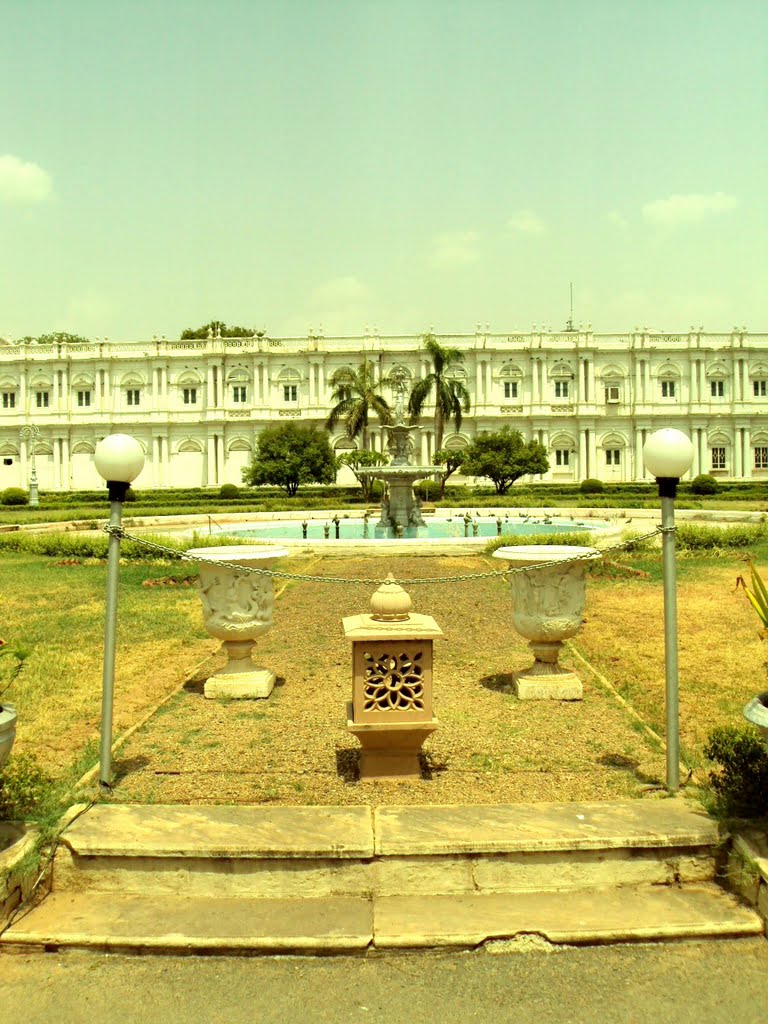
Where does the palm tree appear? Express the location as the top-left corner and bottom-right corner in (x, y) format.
(407, 334), (471, 451)
(325, 360), (391, 450)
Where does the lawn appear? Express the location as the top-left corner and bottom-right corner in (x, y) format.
(2, 539), (766, 810)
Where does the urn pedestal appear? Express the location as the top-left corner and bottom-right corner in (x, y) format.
(492, 545), (599, 700)
(343, 576), (442, 781)
(0, 703), (16, 768)
(187, 545), (289, 700)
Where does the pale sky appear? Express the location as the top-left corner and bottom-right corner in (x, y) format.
(1, 0), (766, 340)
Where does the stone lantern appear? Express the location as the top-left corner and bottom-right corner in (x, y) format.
(343, 575), (442, 781)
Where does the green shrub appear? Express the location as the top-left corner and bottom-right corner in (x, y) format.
(123, 487), (137, 502)
(691, 474), (719, 496)
(704, 724), (768, 817)
(1, 487), (29, 506)
(579, 478), (604, 495)
(219, 483), (240, 499)
(675, 523), (766, 550)
(0, 752), (53, 820)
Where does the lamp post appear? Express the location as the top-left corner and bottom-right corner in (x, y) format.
(94, 433), (145, 788)
(643, 427), (694, 792)
(19, 424), (40, 507)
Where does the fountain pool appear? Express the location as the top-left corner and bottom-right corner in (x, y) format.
(219, 515), (611, 544)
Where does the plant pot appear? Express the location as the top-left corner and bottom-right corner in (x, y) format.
(0, 703), (17, 769)
(743, 691), (768, 751)
(491, 545), (599, 700)
(186, 545), (289, 699)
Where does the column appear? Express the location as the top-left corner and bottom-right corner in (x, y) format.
(690, 361), (696, 404)
(484, 360), (491, 401)
(691, 428), (701, 477)
(579, 429), (588, 479)
(744, 427), (752, 479)
(216, 434), (225, 485)
(421, 432), (429, 463)
(20, 438), (28, 485)
(734, 428), (743, 478)
(587, 358), (595, 404)
(699, 428), (706, 474)
(104, 367), (112, 412)
(635, 427), (644, 480)
(206, 436), (217, 486)
(61, 367), (69, 412)
(738, 359), (745, 403)
(531, 360), (539, 405)
(61, 433), (70, 490)
(642, 360), (649, 402)
(206, 365), (215, 409)
(153, 436), (162, 488)
(588, 429), (597, 480)
(308, 362), (316, 405)
(19, 368), (27, 412)
(54, 437), (61, 490)
(163, 433), (171, 488)
(475, 360), (483, 405)
(318, 361), (326, 402)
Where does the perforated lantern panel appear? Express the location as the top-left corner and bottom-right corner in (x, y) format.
(351, 640), (434, 723)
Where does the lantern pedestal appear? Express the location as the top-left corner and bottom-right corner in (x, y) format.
(343, 576), (443, 782)
(346, 703), (438, 780)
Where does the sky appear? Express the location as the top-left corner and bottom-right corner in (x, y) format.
(1, 0), (766, 340)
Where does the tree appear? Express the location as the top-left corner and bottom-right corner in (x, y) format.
(325, 360), (391, 449)
(461, 428), (549, 495)
(433, 447), (467, 499)
(15, 332), (91, 345)
(407, 333), (471, 451)
(181, 320), (261, 340)
(242, 424), (337, 497)
(337, 449), (388, 502)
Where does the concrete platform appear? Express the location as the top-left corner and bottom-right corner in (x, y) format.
(0, 799), (762, 955)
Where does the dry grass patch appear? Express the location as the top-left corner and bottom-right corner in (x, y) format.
(107, 555), (665, 807)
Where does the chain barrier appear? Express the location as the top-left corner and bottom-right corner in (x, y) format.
(103, 523), (664, 586)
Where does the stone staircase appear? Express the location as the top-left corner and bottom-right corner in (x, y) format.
(0, 799), (762, 955)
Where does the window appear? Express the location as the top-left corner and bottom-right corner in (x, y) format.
(754, 380), (767, 398)
(283, 384), (297, 402)
(35, 391), (49, 408)
(605, 386), (620, 403)
(555, 449), (570, 467)
(126, 389), (140, 406)
(755, 447), (768, 470)
(605, 449), (621, 466)
(183, 387), (197, 405)
(2, 392), (16, 409)
(711, 447), (726, 470)
(503, 381), (518, 400)
(554, 380), (569, 399)
(77, 390), (91, 407)
(710, 380), (724, 398)
(661, 380), (676, 398)
(233, 386), (247, 403)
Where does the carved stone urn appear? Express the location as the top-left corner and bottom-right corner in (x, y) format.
(187, 545), (289, 699)
(492, 545), (599, 700)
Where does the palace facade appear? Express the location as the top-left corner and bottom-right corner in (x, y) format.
(0, 327), (766, 492)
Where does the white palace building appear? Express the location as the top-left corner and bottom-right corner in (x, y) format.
(0, 326), (766, 492)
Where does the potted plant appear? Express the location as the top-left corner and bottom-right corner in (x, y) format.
(739, 560), (768, 748)
(0, 640), (27, 769)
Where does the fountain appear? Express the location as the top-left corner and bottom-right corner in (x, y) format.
(357, 368), (445, 533)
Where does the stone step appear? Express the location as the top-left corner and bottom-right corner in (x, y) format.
(1, 884), (761, 955)
(51, 800), (722, 899)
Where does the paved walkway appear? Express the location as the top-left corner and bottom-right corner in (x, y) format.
(3, 939), (767, 1023)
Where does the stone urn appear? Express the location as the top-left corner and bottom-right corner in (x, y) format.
(0, 703), (16, 768)
(492, 545), (599, 700)
(744, 692), (768, 751)
(187, 545), (289, 699)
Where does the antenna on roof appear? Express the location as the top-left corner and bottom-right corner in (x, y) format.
(565, 282), (576, 332)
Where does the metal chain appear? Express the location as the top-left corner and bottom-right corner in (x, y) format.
(104, 524), (663, 585)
